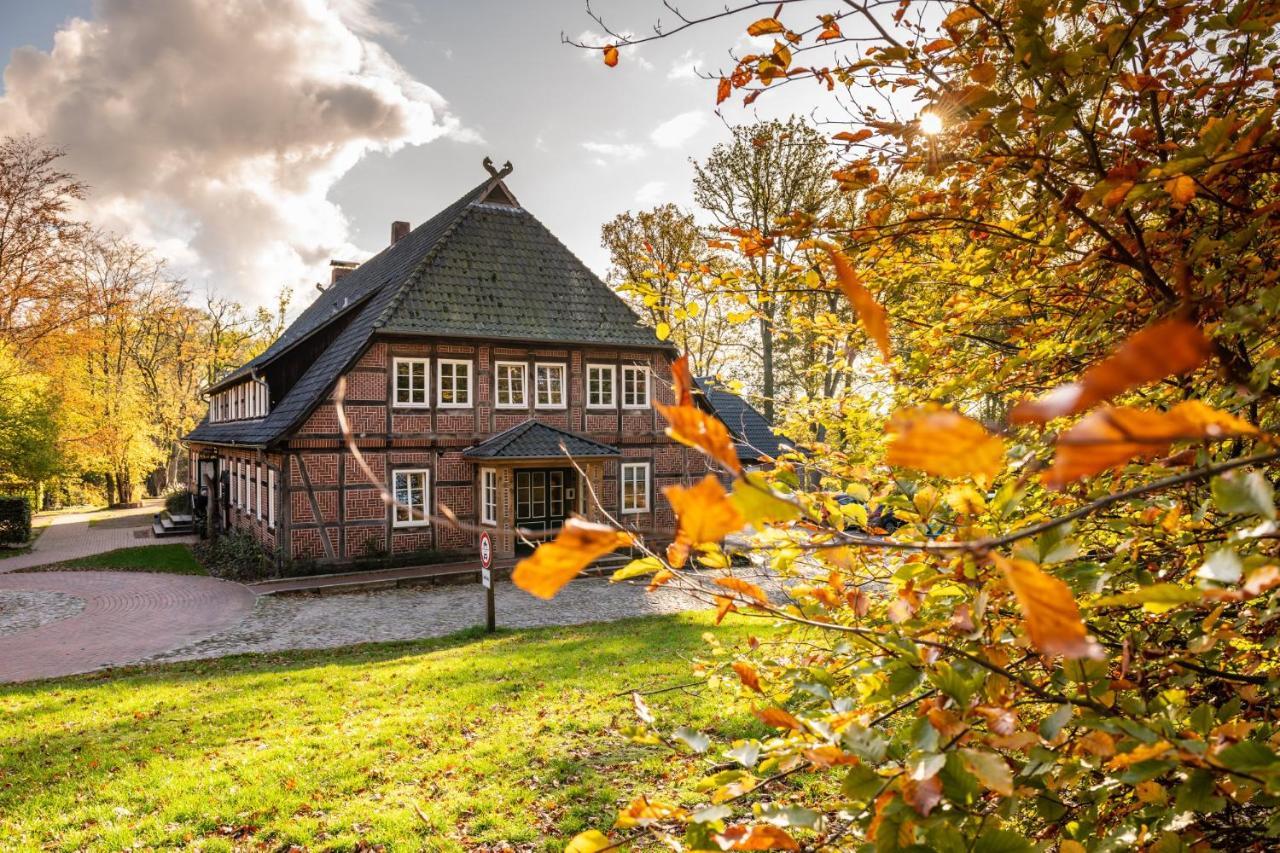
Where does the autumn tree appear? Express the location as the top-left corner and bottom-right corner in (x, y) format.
(526, 2), (1280, 850)
(692, 116), (839, 421)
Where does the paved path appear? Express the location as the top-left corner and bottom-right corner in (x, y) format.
(0, 572), (255, 682)
(0, 505), (196, 573)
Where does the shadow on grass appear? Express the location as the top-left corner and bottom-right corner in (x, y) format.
(0, 611), (767, 831)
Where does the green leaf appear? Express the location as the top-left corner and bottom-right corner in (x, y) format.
(1093, 584), (1203, 610)
(972, 829), (1033, 853)
(1174, 768), (1225, 813)
(842, 764), (884, 801)
(691, 804), (732, 823)
(1212, 470), (1276, 520)
(1197, 548), (1243, 585)
(843, 726), (888, 763)
(760, 804), (821, 828)
(731, 473), (802, 525)
(961, 748), (1014, 796)
(1039, 703), (1073, 740)
(1217, 740), (1280, 772)
(674, 726), (710, 754)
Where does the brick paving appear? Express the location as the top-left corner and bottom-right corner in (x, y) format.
(0, 572), (255, 682)
(0, 504), (196, 574)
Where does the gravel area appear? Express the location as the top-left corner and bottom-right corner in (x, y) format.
(0, 590), (86, 637)
(148, 576), (718, 664)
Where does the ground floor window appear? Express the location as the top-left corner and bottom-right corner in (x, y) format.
(481, 468), (497, 525)
(268, 468), (277, 529)
(393, 469), (431, 527)
(620, 462), (650, 514)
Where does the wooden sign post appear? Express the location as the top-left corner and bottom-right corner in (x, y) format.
(480, 531), (495, 633)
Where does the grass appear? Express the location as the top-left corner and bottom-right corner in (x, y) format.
(25, 543), (207, 575)
(0, 613), (769, 851)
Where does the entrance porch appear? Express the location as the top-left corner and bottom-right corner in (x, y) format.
(463, 420), (619, 560)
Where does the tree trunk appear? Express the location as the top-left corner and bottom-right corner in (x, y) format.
(760, 312), (775, 423)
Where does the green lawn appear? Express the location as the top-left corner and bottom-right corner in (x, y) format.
(0, 613), (768, 851)
(31, 543), (206, 575)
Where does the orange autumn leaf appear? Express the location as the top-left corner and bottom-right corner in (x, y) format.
(656, 356), (742, 474)
(833, 129), (873, 143)
(603, 45), (619, 67)
(992, 554), (1104, 659)
(616, 796), (687, 828)
(755, 707), (804, 730)
(717, 77), (732, 105)
(715, 595), (738, 624)
(512, 518), (632, 600)
(746, 18), (786, 36)
(1102, 180), (1135, 208)
(901, 774), (943, 817)
(715, 576), (770, 606)
(817, 24), (843, 41)
(663, 474), (745, 567)
(669, 354), (695, 406)
(733, 660), (763, 693)
(1043, 401), (1257, 488)
(1167, 174), (1197, 205)
(885, 406), (1005, 483)
(825, 245), (890, 362)
(804, 745), (860, 767)
(716, 824), (800, 851)
(1011, 319), (1213, 423)
(648, 568), (675, 591)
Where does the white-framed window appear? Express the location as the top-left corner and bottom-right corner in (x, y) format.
(620, 462), (650, 514)
(239, 462), (246, 509)
(393, 357), (430, 407)
(392, 469), (431, 527)
(437, 359), (472, 407)
(247, 464), (255, 517)
(495, 361), (527, 408)
(535, 363), (566, 409)
(235, 461), (242, 508)
(268, 467), (277, 530)
(254, 464), (262, 519)
(481, 468), (497, 526)
(622, 365), (650, 408)
(586, 364), (616, 408)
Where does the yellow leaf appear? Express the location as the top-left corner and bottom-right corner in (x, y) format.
(944, 484), (986, 516)
(885, 406), (1005, 483)
(1011, 319), (1212, 423)
(512, 519), (632, 600)
(1166, 174), (1196, 205)
(992, 555), (1104, 660)
(941, 7), (982, 29)
(825, 245), (890, 362)
(746, 18), (786, 36)
(615, 796), (687, 828)
(664, 475), (745, 567)
(565, 829), (611, 853)
(730, 474), (801, 526)
(655, 321), (671, 341)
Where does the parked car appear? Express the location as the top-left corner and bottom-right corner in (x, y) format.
(834, 494), (904, 534)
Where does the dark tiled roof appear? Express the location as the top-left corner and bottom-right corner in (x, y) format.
(694, 377), (787, 463)
(189, 174), (666, 448)
(463, 420), (619, 460)
(378, 203), (660, 348)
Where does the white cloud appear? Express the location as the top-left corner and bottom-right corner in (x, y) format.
(0, 0), (475, 306)
(667, 50), (705, 80)
(635, 180), (666, 206)
(650, 111), (708, 149)
(581, 141), (645, 162)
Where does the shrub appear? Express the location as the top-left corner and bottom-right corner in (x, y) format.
(194, 531), (271, 582)
(0, 496), (32, 545)
(164, 489), (193, 516)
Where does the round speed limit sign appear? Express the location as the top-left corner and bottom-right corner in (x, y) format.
(479, 530), (492, 570)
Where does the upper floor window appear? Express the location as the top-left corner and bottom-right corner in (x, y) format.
(622, 365), (650, 408)
(394, 358), (429, 407)
(495, 362), (527, 408)
(437, 359), (472, 407)
(536, 363), (566, 408)
(586, 364), (616, 408)
(393, 469), (430, 527)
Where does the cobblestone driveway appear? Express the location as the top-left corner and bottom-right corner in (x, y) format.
(151, 576), (713, 663)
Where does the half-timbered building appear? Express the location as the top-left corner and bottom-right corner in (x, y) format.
(185, 165), (715, 566)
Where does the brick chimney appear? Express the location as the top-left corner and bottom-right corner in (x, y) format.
(329, 260), (358, 285)
(391, 220), (410, 244)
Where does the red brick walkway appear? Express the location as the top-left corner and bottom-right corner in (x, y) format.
(0, 572), (255, 683)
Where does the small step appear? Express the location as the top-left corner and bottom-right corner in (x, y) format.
(153, 514), (194, 537)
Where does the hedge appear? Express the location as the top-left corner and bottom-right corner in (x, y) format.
(0, 497), (32, 545)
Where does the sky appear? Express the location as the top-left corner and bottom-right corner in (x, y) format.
(0, 0), (835, 313)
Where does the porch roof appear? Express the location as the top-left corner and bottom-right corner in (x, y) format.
(462, 420), (620, 461)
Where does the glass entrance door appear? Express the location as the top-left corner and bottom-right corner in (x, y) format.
(514, 468), (575, 547)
